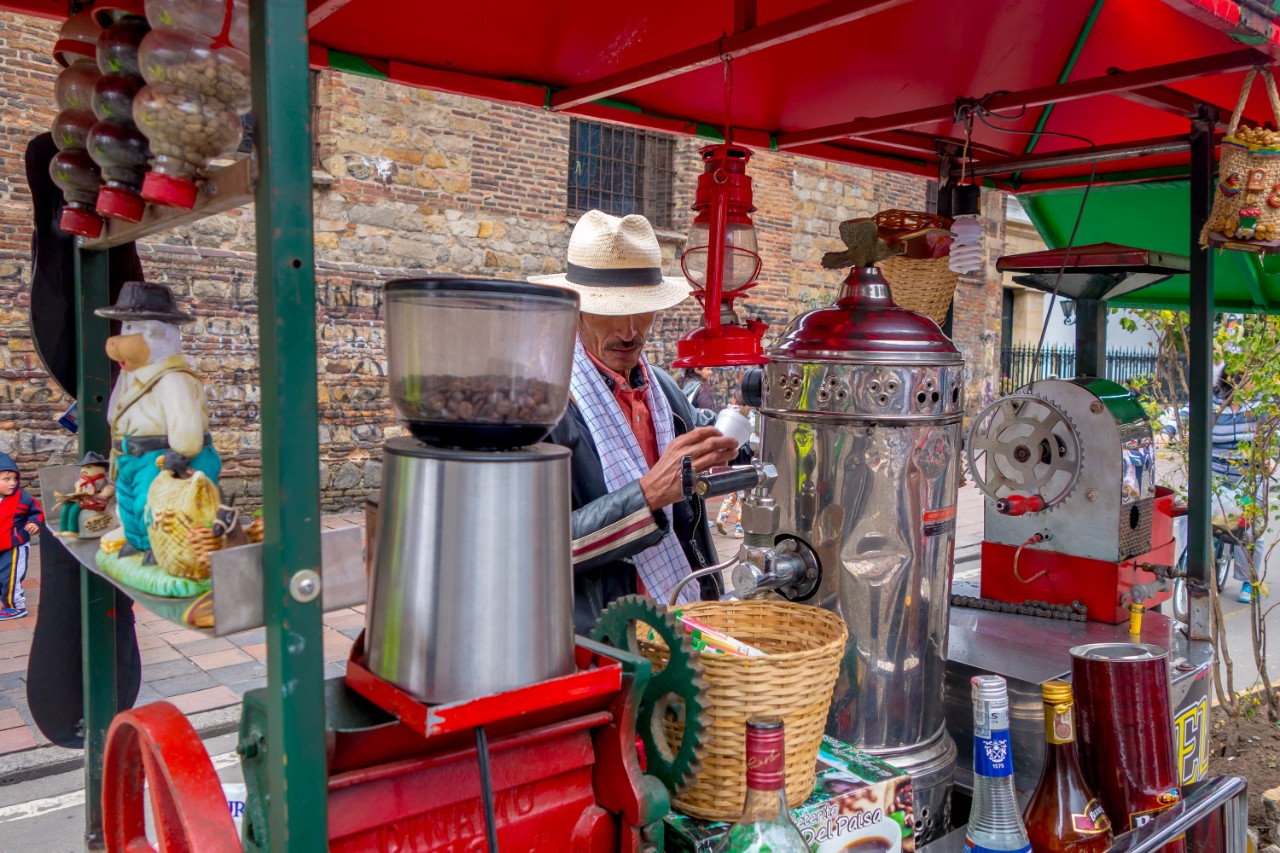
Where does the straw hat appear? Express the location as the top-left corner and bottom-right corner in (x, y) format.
(530, 210), (691, 315)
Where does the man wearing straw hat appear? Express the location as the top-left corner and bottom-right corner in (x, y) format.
(533, 210), (739, 632)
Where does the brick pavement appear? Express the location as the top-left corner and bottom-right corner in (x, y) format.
(0, 487), (988, 758)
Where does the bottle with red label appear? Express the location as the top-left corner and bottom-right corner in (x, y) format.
(711, 717), (807, 853)
(1023, 680), (1114, 852)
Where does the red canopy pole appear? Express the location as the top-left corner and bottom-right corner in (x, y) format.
(703, 185), (729, 336)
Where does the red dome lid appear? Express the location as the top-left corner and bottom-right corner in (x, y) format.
(97, 186), (146, 223)
(142, 172), (199, 209)
(769, 266), (960, 362)
(60, 205), (103, 238)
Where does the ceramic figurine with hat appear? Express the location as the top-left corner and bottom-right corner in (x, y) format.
(54, 450), (114, 539)
(94, 280), (223, 597)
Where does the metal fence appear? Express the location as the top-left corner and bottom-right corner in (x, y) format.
(999, 345), (1160, 393)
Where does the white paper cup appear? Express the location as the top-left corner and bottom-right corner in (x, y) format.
(714, 408), (753, 449)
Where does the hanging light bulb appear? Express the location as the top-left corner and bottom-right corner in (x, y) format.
(948, 184), (984, 275)
(673, 143), (768, 367)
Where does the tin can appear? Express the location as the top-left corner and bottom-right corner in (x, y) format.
(1070, 643), (1183, 851)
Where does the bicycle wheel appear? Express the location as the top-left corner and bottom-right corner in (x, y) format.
(1172, 547), (1189, 623)
(1213, 533), (1234, 592)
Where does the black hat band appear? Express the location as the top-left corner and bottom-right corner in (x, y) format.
(565, 262), (664, 287)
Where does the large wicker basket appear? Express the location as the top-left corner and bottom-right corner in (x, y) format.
(641, 599), (847, 820)
(876, 255), (958, 326)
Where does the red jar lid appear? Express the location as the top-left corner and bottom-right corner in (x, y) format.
(142, 171), (198, 209)
(60, 206), (103, 238)
(97, 185), (146, 223)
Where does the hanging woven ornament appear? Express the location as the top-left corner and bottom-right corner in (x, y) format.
(1202, 67), (1280, 253)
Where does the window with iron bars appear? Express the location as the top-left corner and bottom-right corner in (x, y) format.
(567, 119), (675, 229)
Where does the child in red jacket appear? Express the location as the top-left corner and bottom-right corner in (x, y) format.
(0, 452), (43, 619)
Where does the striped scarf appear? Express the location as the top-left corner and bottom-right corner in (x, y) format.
(570, 337), (698, 605)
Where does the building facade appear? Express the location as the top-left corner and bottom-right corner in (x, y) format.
(0, 12), (1006, 509)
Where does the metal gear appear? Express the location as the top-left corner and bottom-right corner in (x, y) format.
(590, 595), (710, 797)
(966, 390), (1084, 511)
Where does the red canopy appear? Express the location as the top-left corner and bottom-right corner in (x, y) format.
(8, 0), (1279, 188)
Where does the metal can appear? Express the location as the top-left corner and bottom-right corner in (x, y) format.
(1070, 643), (1183, 851)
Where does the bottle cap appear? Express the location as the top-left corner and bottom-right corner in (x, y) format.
(1042, 679), (1073, 705)
(971, 674), (1009, 704)
(142, 171), (198, 209)
(59, 205), (103, 238)
(96, 185), (145, 222)
(745, 716), (786, 791)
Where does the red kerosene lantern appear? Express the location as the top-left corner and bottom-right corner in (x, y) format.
(673, 143), (768, 367)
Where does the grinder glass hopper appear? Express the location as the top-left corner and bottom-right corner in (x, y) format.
(385, 278), (578, 449)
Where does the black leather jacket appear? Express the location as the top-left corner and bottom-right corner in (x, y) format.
(545, 364), (723, 634)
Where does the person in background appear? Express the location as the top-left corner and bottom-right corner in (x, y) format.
(1210, 371), (1271, 603)
(532, 210), (739, 632)
(0, 452), (44, 620)
(682, 366), (718, 413)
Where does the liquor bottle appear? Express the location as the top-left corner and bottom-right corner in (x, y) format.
(712, 717), (808, 853)
(966, 675), (1032, 853)
(1023, 681), (1114, 852)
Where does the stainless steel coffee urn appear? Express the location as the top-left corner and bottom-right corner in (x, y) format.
(744, 266), (964, 840)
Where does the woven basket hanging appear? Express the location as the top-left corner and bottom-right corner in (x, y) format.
(638, 599), (847, 821)
(1202, 68), (1280, 253)
(873, 209), (959, 325)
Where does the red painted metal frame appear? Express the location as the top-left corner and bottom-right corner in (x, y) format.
(980, 490), (1178, 624)
(102, 702), (241, 853)
(549, 0), (913, 111)
(775, 48), (1265, 149)
(344, 637), (623, 740)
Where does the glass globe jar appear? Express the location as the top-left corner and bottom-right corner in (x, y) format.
(133, 83), (242, 208)
(50, 150), (105, 239)
(50, 10), (105, 238)
(90, 16), (151, 223)
(135, 0), (250, 208)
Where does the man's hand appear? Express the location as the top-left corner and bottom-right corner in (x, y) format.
(640, 427), (738, 511)
(23, 522), (39, 535)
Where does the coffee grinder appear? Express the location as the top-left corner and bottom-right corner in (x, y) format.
(364, 277), (580, 704)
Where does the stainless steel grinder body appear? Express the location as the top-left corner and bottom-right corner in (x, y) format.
(756, 269), (965, 838)
(365, 437), (576, 704)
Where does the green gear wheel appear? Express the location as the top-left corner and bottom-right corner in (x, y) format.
(591, 594), (710, 796)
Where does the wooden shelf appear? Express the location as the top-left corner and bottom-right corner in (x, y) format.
(79, 156), (256, 251)
(39, 464), (365, 637)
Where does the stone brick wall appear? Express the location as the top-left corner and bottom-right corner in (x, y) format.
(0, 11), (1005, 509)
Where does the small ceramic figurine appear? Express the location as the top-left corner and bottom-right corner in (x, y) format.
(54, 451), (115, 539)
(95, 281), (223, 597)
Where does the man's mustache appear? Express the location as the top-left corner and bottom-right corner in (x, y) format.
(607, 339), (642, 350)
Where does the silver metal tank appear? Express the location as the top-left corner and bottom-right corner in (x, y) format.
(756, 267), (965, 840)
(365, 438), (576, 704)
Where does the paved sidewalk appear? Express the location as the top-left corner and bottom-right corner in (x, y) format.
(0, 487), (988, 763)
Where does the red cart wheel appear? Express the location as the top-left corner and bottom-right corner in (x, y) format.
(103, 702), (241, 853)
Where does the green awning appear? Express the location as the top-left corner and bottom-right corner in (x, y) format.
(1018, 181), (1280, 314)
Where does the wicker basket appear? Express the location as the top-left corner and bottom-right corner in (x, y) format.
(640, 599), (847, 820)
(876, 255), (958, 325)
(1201, 68), (1280, 252)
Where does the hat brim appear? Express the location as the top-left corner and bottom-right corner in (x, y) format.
(94, 307), (194, 324)
(527, 274), (691, 316)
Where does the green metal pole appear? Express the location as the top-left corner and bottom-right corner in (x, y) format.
(248, 1), (329, 849)
(1186, 108), (1217, 643)
(75, 248), (116, 850)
